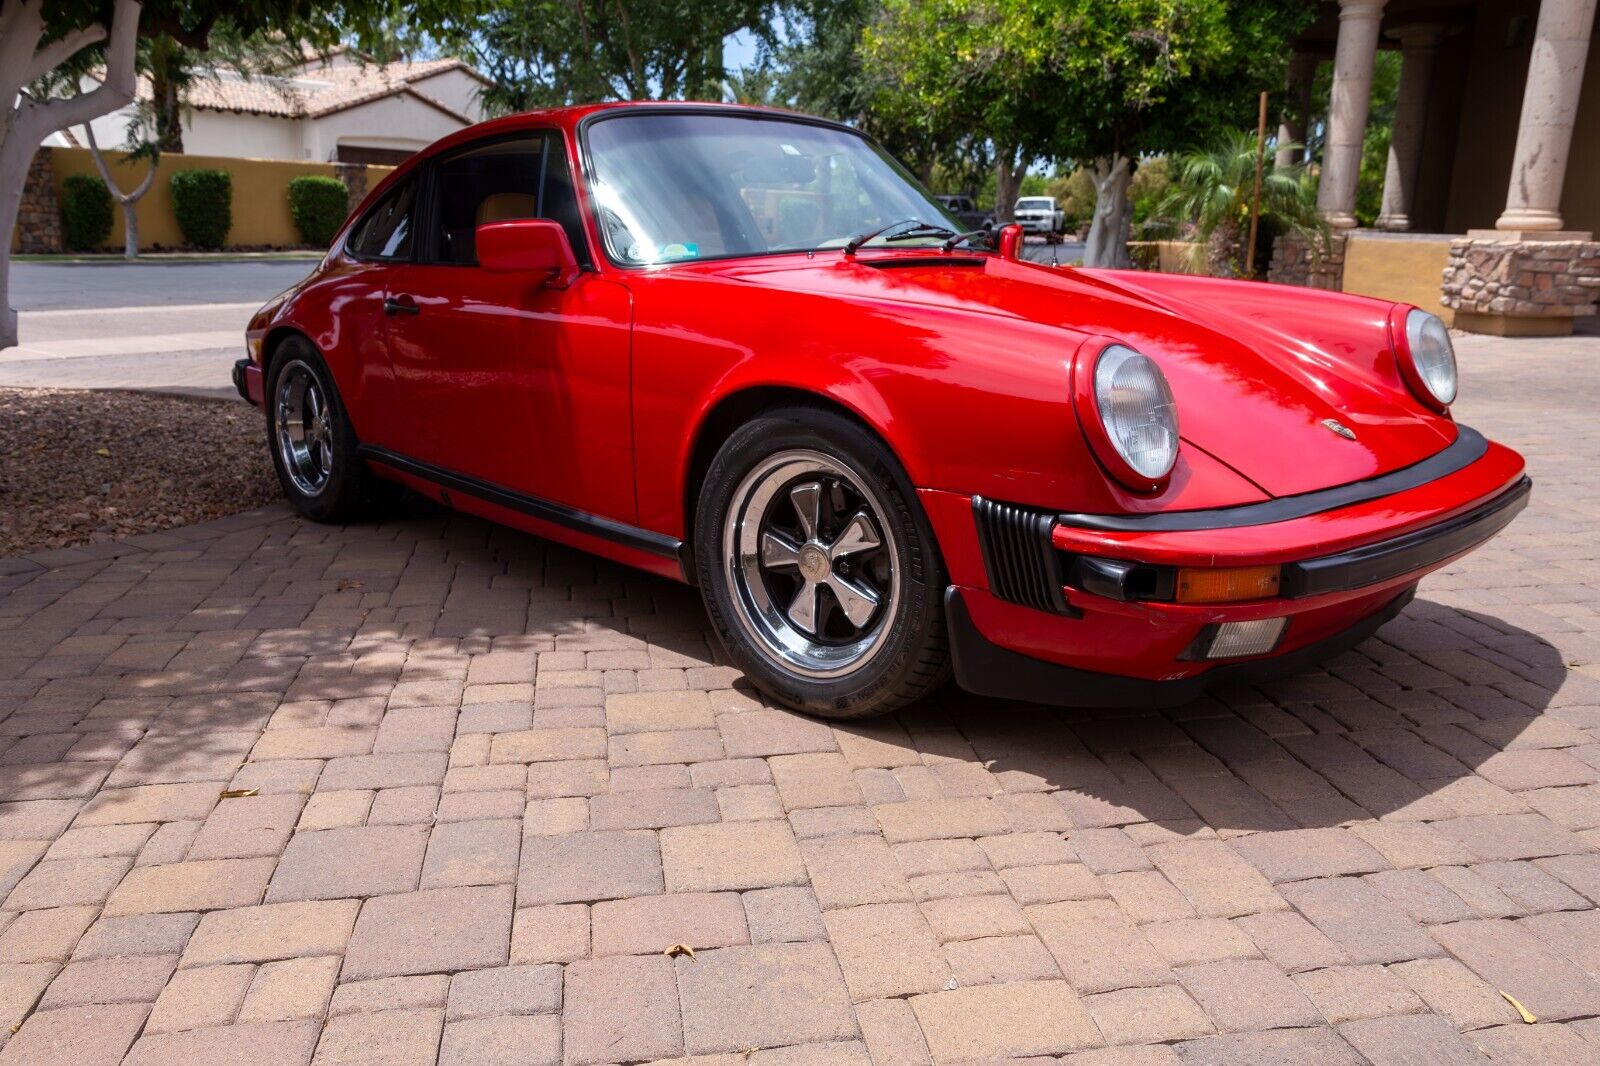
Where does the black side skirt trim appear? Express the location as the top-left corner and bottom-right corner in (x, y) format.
(358, 445), (683, 562)
(945, 585), (1415, 708)
(1059, 426), (1489, 532)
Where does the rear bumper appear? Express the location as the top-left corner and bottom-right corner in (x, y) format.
(233, 358), (263, 406)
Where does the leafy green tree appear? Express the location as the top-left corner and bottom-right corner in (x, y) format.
(1158, 129), (1323, 277)
(862, 0), (1315, 263)
(466, 1), (780, 113)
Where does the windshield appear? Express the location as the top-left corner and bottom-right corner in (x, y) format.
(585, 111), (959, 265)
(1016, 198), (1053, 209)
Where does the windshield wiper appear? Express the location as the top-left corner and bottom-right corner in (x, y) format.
(940, 229), (993, 252)
(843, 219), (953, 255)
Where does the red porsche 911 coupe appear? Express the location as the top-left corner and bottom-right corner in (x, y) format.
(237, 102), (1530, 719)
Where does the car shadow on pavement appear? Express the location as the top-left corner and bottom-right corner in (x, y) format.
(857, 598), (1574, 835)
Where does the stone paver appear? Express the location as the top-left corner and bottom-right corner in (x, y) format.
(0, 331), (1596, 1061)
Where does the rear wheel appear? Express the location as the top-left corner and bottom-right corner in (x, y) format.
(265, 336), (371, 523)
(695, 407), (949, 719)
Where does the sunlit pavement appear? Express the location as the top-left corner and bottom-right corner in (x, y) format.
(0, 330), (1596, 1063)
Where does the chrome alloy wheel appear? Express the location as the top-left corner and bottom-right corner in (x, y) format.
(274, 359), (334, 497)
(723, 449), (900, 678)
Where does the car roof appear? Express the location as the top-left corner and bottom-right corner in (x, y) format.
(427, 101), (852, 157)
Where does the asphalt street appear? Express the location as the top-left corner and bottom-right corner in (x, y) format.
(9, 258), (318, 312)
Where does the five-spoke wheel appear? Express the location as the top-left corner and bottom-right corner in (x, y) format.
(697, 408), (949, 719)
(274, 359), (335, 497)
(264, 336), (371, 523)
(724, 450), (901, 678)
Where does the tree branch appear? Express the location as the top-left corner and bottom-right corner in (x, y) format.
(14, 0), (143, 145)
(23, 24), (107, 85)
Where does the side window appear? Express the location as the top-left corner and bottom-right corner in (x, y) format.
(347, 177), (418, 260)
(426, 132), (592, 269)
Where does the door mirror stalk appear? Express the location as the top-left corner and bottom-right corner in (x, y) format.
(476, 219), (581, 287)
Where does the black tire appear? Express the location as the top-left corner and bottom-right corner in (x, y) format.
(264, 335), (371, 523)
(694, 406), (949, 719)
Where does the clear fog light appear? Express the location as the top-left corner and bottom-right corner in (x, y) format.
(1190, 618), (1288, 660)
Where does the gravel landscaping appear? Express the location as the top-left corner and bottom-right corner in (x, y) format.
(0, 387), (278, 556)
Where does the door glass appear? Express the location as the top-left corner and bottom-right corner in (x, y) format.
(428, 133), (591, 269)
(347, 177), (418, 260)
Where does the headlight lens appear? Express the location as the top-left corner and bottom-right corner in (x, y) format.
(1404, 308), (1457, 406)
(1093, 344), (1179, 480)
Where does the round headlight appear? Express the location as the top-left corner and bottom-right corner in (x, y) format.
(1403, 308), (1457, 407)
(1093, 344), (1179, 481)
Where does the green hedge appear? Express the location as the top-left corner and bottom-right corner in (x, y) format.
(287, 175), (349, 247)
(61, 174), (114, 251)
(170, 168), (232, 248)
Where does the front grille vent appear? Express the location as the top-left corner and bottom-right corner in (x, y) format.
(972, 496), (1068, 613)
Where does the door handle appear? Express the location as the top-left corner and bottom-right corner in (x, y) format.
(383, 295), (420, 316)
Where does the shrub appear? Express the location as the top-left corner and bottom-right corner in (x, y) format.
(170, 168), (232, 248)
(287, 175), (349, 247)
(60, 174), (114, 251)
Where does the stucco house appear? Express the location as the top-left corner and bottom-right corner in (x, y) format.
(55, 49), (492, 165)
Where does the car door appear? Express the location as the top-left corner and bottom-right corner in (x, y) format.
(325, 172), (422, 450)
(380, 130), (637, 522)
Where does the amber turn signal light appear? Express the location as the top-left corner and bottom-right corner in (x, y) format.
(1175, 565), (1282, 604)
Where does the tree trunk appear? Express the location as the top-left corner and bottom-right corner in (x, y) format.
(0, 0), (142, 350)
(0, 135), (25, 349)
(151, 62), (185, 153)
(85, 125), (157, 260)
(1083, 154), (1133, 268)
(994, 150), (1029, 224)
(1205, 218), (1241, 278)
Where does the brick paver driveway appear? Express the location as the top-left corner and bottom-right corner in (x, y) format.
(1, 332), (1598, 1065)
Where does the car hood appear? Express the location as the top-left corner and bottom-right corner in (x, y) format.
(717, 254), (1454, 499)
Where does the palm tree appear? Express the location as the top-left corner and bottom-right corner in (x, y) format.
(1159, 129), (1325, 278)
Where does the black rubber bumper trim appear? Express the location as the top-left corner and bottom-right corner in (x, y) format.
(232, 358), (253, 403)
(1283, 476), (1531, 597)
(1059, 426), (1489, 532)
(357, 444), (684, 564)
(945, 584), (1415, 708)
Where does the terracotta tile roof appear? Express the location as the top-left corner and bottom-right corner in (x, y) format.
(137, 57), (483, 121)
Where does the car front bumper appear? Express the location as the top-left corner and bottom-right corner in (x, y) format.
(233, 357), (263, 406)
(921, 427), (1530, 705)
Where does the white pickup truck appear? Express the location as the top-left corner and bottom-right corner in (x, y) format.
(1012, 196), (1065, 236)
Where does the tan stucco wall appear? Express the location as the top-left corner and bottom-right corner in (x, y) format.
(1341, 233), (1455, 322)
(13, 148), (393, 252)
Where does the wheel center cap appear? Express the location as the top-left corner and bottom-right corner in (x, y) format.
(798, 544), (830, 581)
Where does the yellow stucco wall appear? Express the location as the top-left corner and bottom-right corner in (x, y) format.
(1341, 234), (1454, 323)
(14, 147), (393, 252)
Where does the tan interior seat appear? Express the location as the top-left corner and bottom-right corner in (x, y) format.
(476, 193), (538, 226)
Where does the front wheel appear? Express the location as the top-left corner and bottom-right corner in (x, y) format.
(694, 408), (949, 719)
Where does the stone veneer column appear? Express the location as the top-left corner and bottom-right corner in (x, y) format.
(1495, 0), (1598, 232)
(1376, 25), (1445, 231)
(1275, 54), (1319, 169)
(1317, 0), (1388, 229)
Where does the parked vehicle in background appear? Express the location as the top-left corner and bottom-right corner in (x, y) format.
(935, 194), (991, 232)
(1013, 195), (1064, 236)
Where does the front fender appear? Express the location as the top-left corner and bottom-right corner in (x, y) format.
(629, 270), (1266, 541)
